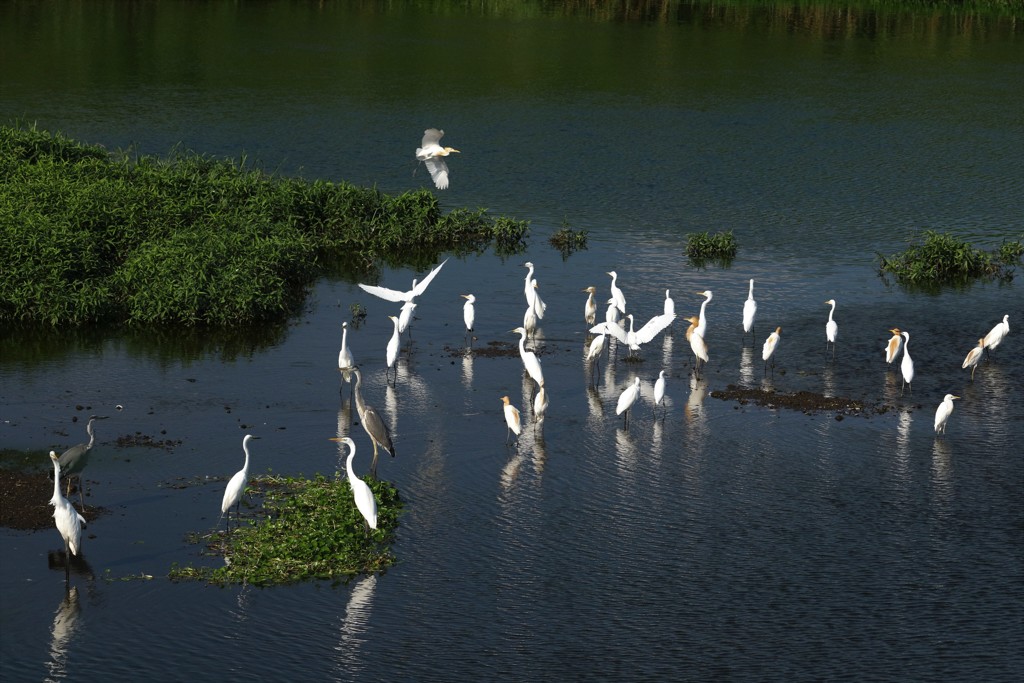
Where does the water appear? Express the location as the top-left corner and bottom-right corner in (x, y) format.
(2, 2), (1023, 681)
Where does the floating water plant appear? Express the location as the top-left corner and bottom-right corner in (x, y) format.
(549, 220), (588, 260)
(877, 230), (1022, 287)
(685, 230), (737, 266)
(0, 123), (530, 327)
(170, 474), (402, 586)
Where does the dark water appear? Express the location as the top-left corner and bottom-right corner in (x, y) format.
(2, 2), (1022, 681)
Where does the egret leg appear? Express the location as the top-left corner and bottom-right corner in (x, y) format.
(370, 441), (379, 479)
(64, 539), (71, 584)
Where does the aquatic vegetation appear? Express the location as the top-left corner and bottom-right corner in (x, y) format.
(170, 474), (402, 586)
(549, 220), (589, 260)
(685, 230), (737, 266)
(877, 230), (1022, 287)
(0, 124), (530, 327)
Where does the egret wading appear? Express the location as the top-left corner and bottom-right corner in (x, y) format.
(962, 338), (985, 381)
(590, 312), (675, 360)
(885, 328), (903, 364)
(762, 327), (781, 376)
(386, 315), (401, 384)
(825, 299), (838, 360)
(338, 321), (356, 384)
(586, 333), (606, 378)
(616, 377), (642, 428)
(461, 294), (476, 344)
(695, 290), (713, 340)
(330, 437), (378, 531)
(511, 326), (545, 390)
(358, 258), (448, 308)
(654, 370), (667, 420)
(607, 270), (627, 315)
(742, 279), (757, 345)
(687, 316), (709, 378)
(582, 286), (598, 326)
(523, 262), (546, 319)
(415, 128), (459, 190)
(351, 368), (396, 477)
(501, 396), (522, 445)
(221, 434), (260, 534)
(49, 451), (86, 584)
(983, 314), (1010, 355)
(900, 331), (914, 396)
(934, 394), (960, 435)
(49, 415), (109, 510)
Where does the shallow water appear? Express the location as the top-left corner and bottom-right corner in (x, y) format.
(2, 2), (1023, 681)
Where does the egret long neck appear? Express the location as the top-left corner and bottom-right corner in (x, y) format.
(86, 419), (96, 448)
(51, 460), (62, 501)
(346, 451), (357, 481)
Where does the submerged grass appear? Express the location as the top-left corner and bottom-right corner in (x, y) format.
(170, 474), (402, 586)
(877, 230), (1023, 287)
(1, 123), (529, 327)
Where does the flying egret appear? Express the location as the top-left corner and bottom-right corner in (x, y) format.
(654, 370), (667, 420)
(330, 437), (378, 530)
(695, 290), (713, 340)
(934, 394), (960, 435)
(221, 434), (260, 534)
(415, 128), (459, 190)
(357, 258), (448, 304)
(461, 294), (476, 342)
(616, 377), (642, 428)
(762, 326), (781, 376)
(511, 326), (545, 388)
(386, 315), (401, 383)
(49, 451), (86, 584)
(338, 322), (356, 383)
(900, 331), (914, 396)
(501, 395), (521, 444)
(49, 415), (109, 510)
(983, 314), (1010, 353)
(962, 338), (985, 381)
(825, 299), (838, 360)
(687, 317), (709, 377)
(583, 286), (598, 326)
(742, 279), (757, 344)
(885, 328), (903, 364)
(523, 262), (546, 319)
(607, 271), (626, 315)
(590, 312), (675, 358)
(352, 368), (395, 477)
(533, 385), (549, 423)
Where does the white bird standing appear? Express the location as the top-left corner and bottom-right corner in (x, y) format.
(583, 286), (598, 326)
(523, 303), (538, 339)
(533, 385), (549, 423)
(933, 394), (960, 435)
(900, 331), (914, 396)
(338, 321), (356, 382)
(221, 434), (260, 533)
(686, 316), (709, 377)
(461, 294), (476, 342)
(386, 315), (401, 383)
(762, 326), (781, 376)
(654, 370), (667, 419)
(415, 128), (459, 190)
(695, 290), (713, 340)
(586, 333), (606, 376)
(49, 451), (86, 583)
(501, 395), (522, 444)
(607, 270), (627, 315)
(983, 314), (1010, 353)
(616, 377), (642, 428)
(357, 258), (448, 305)
(962, 338), (985, 381)
(511, 326), (545, 388)
(523, 262), (546, 319)
(531, 280), (546, 322)
(590, 312), (675, 358)
(885, 328), (904, 364)
(825, 299), (838, 360)
(331, 437), (378, 530)
(397, 300), (416, 336)
(742, 279), (757, 344)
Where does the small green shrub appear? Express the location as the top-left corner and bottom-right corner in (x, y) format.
(685, 230), (737, 266)
(877, 230), (1022, 286)
(549, 220), (588, 260)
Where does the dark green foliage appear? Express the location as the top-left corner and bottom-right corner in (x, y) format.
(0, 124), (530, 327)
(549, 220), (589, 260)
(685, 230), (738, 266)
(170, 474), (402, 586)
(877, 230), (1023, 287)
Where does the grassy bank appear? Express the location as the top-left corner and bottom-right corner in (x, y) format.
(0, 124), (529, 327)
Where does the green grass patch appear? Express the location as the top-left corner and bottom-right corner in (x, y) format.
(549, 220), (589, 260)
(877, 230), (1023, 287)
(685, 230), (738, 267)
(1, 123), (529, 327)
(170, 474), (402, 586)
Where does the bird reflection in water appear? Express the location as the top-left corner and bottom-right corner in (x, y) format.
(334, 574), (378, 673)
(739, 346), (755, 387)
(47, 586), (82, 680)
(461, 349), (474, 391)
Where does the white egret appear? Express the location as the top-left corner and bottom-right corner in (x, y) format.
(523, 304), (538, 339)
(885, 328), (903, 364)
(685, 315), (698, 342)
(695, 290), (713, 340)
(415, 128), (459, 190)
(983, 314), (1010, 353)
(221, 434), (260, 533)
(607, 270), (626, 315)
(357, 258), (448, 304)
(523, 262), (546, 319)
(533, 385), (549, 422)
(49, 451), (86, 583)
(962, 338), (984, 381)
(590, 312), (675, 358)
(49, 415), (109, 510)
(330, 437), (378, 530)
(461, 294), (476, 340)
(352, 368), (395, 477)
(663, 290), (675, 318)
(900, 331), (914, 396)
(825, 299), (838, 360)
(338, 322), (356, 382)
(386, 315), (401, 383)
(511, 326), (545, 388)
(616, 377), (642, 427)
(762, 326), (781, 376)
(501, 395), (521, 444)
(686, 317), (709, 377)
(604, 297), (620, 327)
(583, 286), (598, 326)
(742, 279), (757, 343)
(397, 300), (416, 336)
(934, 394), (960, 435)
(654, 370), (667, 420)
(585, 333), (606, 376)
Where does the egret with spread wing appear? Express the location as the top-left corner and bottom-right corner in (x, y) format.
(415, 128), (459, 190)
(357, 258), (448, 304)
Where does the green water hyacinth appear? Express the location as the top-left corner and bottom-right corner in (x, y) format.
(877, 230), (1022, 287)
